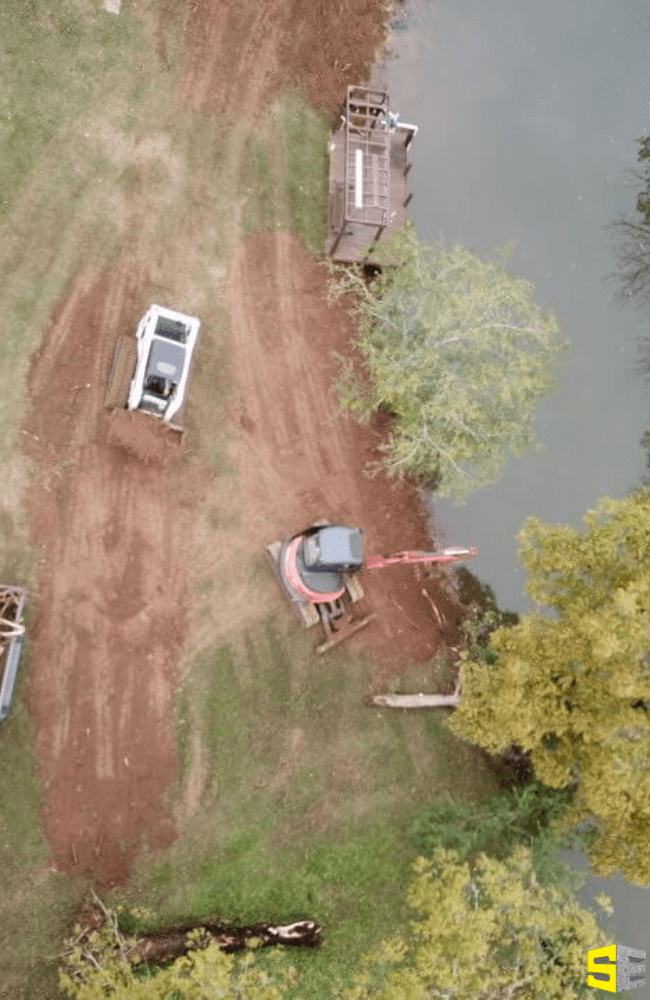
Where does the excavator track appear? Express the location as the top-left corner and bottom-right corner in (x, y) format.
(105, 336), (137, 410)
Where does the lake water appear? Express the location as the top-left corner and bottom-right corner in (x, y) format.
(386, 0), (650, 617)
(385, 0), (650, 973)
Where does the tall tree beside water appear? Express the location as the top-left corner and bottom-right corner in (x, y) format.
(448, 487), (650, 885)
(331, 224), (566, 502)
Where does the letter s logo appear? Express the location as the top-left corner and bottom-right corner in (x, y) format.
(588, 945), (617, 993)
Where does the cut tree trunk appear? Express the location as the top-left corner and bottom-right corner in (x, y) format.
(78, 901), (322, 966)
(131, 919), (323, 964)
(366, 692), (461, 709)
(366, 676), (462, 710)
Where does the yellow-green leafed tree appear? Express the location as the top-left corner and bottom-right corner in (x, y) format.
(448, 486), (650, 883)
(339, 846), (608, 1000)
(59, 922), (297, 1000)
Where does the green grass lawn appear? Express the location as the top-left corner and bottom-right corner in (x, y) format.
(115, 619), (499, 998)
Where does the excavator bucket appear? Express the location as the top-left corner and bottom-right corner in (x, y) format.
(105, 336), (137, 410)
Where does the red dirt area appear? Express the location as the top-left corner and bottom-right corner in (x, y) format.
(225, 232), (465, 680)
(20, 0), (450, 890)
(176, 0), (390, 119)
(22, 266), (206, 888)
(21, 251), (463, 891)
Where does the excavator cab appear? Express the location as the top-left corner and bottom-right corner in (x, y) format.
(266, 522), (374, 652)
(301, 525), (364, 574)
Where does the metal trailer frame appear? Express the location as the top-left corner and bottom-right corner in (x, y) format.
(329, 85), (392, 260)
(0, 584), (28, 734)
(328, 85), (418, 263)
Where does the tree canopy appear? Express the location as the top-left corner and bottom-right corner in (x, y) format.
(331, 223), (565, 502)
(337, 846), (609, 1000)
(447, 486), (650, 883)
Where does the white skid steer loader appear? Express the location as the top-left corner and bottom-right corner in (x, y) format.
(105, 304), (200, 432)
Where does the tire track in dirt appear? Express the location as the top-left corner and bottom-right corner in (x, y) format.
(274, 234), (351, 491)
(226, 234), (359, 531)
(179, 0), (288, 116)
(176, 0), (389, 119)
(24, 266), (197, 886)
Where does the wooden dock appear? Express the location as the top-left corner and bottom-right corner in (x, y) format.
(326, 85), (415, 265)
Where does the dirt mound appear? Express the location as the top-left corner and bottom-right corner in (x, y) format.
(177, 0), (390, 120)
(106, 409), (184, 466)
(225, 232), (465, 674)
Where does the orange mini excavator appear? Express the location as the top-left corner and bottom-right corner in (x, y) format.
(267, 521), (477, 654)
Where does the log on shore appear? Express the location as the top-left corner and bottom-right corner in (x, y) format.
(365, 692), (461, 709)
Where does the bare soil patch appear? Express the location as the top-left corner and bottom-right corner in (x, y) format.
(22, 266), (204, 888)
(21, 240), (462, 890)
(178, 0), (389, 119)
(225, 232), (465, 676)
(105, 409), (183, 466)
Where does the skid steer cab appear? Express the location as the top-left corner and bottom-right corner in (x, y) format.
(105, 304), (200, 431)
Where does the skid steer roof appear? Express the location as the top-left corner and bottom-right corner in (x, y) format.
(146, 337), (186, 384)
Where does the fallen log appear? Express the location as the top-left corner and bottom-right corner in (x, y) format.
(366, 692), (461, 709)
(131, 918), (323, 964)
(366, 676), (462, 710)
(78, 899), (322, 967)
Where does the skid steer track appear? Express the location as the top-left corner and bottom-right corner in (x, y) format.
(105, 335), (137, 410)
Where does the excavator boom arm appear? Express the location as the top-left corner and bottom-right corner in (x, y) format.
(364, 547), (477, 571)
